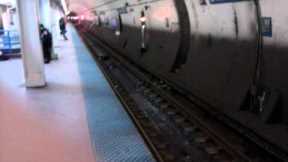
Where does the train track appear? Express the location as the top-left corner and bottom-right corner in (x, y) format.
(79, 29), (286, 162)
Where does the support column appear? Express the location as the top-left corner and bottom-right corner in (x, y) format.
(40, 0), (58, 60)
(39, 0), (51, 30)
(16, 0), (46, 88)
(51, 7), (60, 51)
(0, 6), (5, 30)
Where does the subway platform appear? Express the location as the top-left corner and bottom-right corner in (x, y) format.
(0, 25), (156, 162)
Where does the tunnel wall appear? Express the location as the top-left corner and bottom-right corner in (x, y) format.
(73, 0), (288, 151)
(76, 0), (258, 114)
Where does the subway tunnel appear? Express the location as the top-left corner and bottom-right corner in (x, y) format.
(1, 0), (288, 161)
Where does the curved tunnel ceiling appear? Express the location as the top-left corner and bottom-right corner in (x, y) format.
(64, 0), (107, 14)
(66, 1), (91, 13)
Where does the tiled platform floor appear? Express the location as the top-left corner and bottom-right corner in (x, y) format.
(0, 24), (155, 162)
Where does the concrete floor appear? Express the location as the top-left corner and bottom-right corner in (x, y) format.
(0, 25), (155, 162)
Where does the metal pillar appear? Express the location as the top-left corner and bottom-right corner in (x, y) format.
(40, 0), (59, 60)
(16, 0), (46, 88)
(39, 0), (51, 30)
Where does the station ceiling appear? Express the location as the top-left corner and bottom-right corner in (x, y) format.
(61, 0), (115, 14)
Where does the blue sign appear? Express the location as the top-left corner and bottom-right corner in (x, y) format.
(117, 7), (128, 14)
(209, 0), (245, 4)
(261, 17), (272, 37)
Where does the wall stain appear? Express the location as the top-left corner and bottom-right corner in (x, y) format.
(232, 6), (239, 39)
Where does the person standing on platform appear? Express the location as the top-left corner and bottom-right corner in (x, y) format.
(59, 17), (68, 40)
(40, 24), (52, 64)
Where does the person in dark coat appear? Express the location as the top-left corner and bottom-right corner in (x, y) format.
(40, 24), (52, 64)
(59, 17), (68, 40)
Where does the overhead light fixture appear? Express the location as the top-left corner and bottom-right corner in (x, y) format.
(139, 17), (146, 23)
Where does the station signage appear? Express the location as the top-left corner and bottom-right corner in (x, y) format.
(261, 17), (273, 37)
(117, 7), (128, 14)
(209, 0), (246, 4)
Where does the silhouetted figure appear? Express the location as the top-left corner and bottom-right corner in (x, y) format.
(59, 17), (68, 40)
(40, 24), (52, 64)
